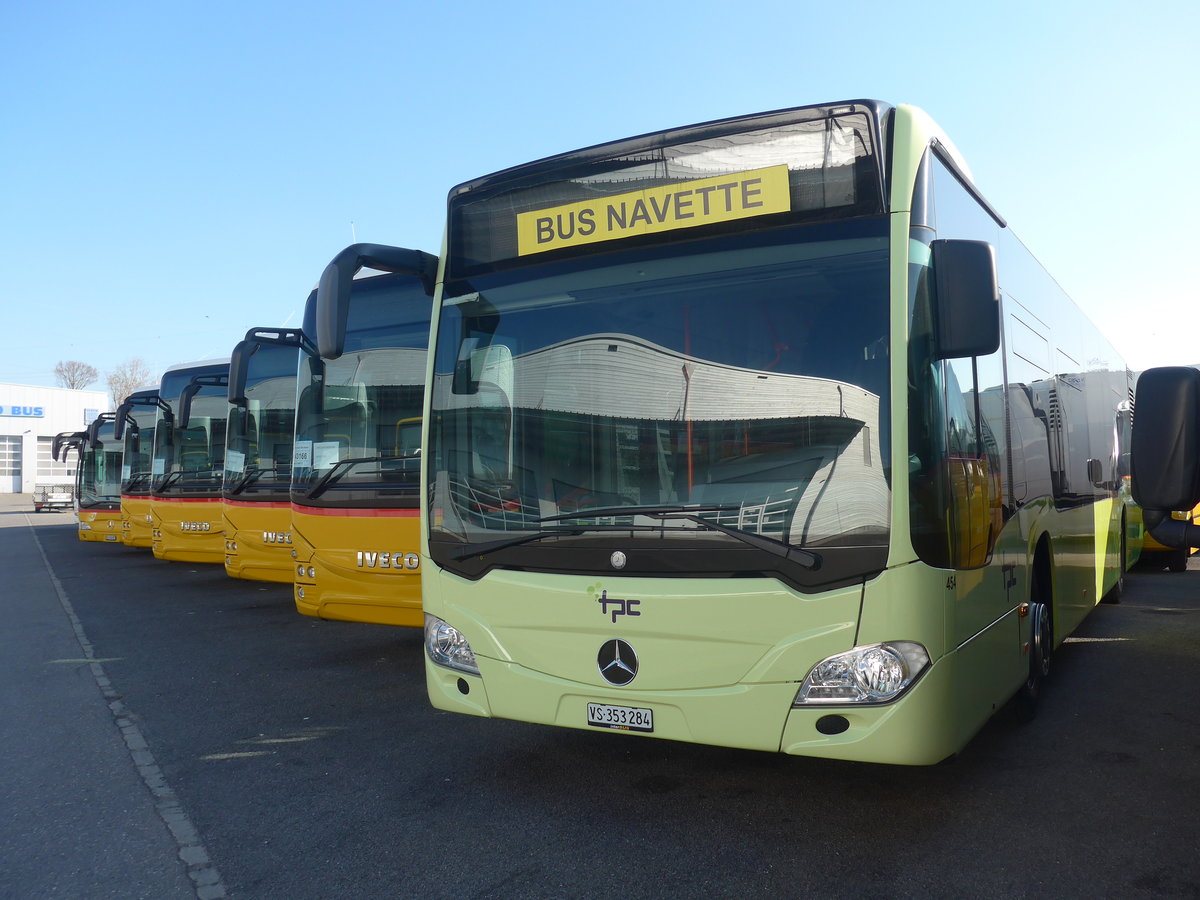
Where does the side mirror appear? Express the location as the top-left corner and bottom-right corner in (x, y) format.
(1132, 366), (1200, 510)
(228, 340), (256, 407)
(180, 375), (229, 429)
(85, 412), (115, 449)
(179, 383), (202, 431)
(1132, 366), (1200, 550)
(52, 431), (85, 462)
(316, 243), (438, 360)
(930, 239), (1001, 360)
(229, 327), (307, 405)
(113, 401), (132, 440)
(115, 392), (167, 440)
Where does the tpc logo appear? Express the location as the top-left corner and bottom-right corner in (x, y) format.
(597, 589), (641, 624)
(0, 405), (45, 417)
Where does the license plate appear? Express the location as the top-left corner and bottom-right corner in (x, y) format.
(587, 702), (653, 733)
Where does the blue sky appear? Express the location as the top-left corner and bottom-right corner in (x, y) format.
(2, 0), (1197, 400)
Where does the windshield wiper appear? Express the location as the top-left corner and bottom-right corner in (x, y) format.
(229, 466), (296, 496)
(158, 469), (225, 493)
(304, 457), (378, 499)
(303, 456), (415, 499)
(449, 507), (687, 561)
(228, 467), (270, 496)
(541, 504), (821, 570)
(157, 470), (186, 491)
(449, 527), (586, 560)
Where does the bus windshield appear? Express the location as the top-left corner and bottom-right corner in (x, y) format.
(80, 419), (122, 508)
(119, 400), (158, 495)
(153, 367), (229, 497)
(225, 342), (298, 501)
(292, 273), (432, 508)
(429, 219), (892, 578)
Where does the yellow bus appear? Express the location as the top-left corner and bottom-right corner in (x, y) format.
(114, 389), (163, 548)
(419, 100), (1138, 765)
(150, 359), (230, 563)
(223, 328), (304, 582)
(69, 414), (125, 542)
(1139, 504), (1199, 571)
(291, 244), (436, 626)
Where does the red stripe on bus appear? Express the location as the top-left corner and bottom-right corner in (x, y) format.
(290, 505), (419, 518)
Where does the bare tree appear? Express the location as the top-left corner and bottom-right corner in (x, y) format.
(54, 360), (99, 389)
(106, 358), (154, 406)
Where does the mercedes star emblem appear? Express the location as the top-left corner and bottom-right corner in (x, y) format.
(597, 638), (639, 686)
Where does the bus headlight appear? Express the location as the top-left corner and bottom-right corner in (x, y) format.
(424, 614), (480, 675)
(794, 642), (929, 705)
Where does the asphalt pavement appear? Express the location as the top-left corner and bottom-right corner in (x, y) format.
(0, 496), (200, 898)
(2, 492), (1199, 899)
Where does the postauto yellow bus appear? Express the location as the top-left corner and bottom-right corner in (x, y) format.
(70, 413), (125, 542)
(223, 328), (304, 582)
(291, 245), (437, 626)
(150, 359), (230, 563)
(418, 100), (1139, 765)
(1139, 503), (1200, 572)
(114, 389), (163, 548)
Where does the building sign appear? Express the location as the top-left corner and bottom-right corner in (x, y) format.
(0, 405), (45, 417)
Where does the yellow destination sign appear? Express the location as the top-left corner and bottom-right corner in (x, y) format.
(516, 164), (791, 256)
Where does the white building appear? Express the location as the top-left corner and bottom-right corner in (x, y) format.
(0, 382), (110, 494)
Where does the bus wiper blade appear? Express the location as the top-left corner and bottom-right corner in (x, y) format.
(542, 504), (821, 570)
(449, 528), (585, 560)
(303, 456), (379, 499)
(681, 515), (821, 570)
(228, 467), (271, 496)
(158, 470), (186, 491)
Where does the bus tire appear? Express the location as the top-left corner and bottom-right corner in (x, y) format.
(1017, 558), (1052, 721)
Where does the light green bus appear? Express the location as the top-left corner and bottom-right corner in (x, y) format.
(415, 100), (1136, 765)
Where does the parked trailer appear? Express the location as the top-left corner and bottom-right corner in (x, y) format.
(32, 484), (74, 512)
